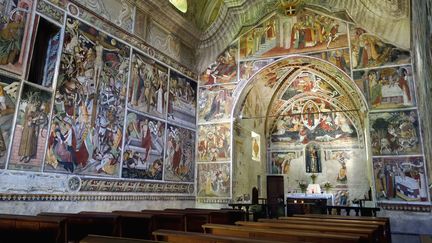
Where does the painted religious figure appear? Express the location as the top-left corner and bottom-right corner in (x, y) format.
(0, 75), (19, 168)
(305, 143), (321, 173)
(0, 0), (33, 75)
(200, 43), (237, 85)
(370, 110), (421, 156)
(331, 151), (350, 183)
(270, 151), (302, 174)
(44, 17), (130, 176)
(198, 84), (234, 123)
(197, 123), (231, 162)
(350, 26), (410, 69)
(310, 49), (350, 74)
(164, 124), (196, 182)
(240, 11), (348, 59)
(373, 156), (428, 202)
(121, 112), (165, 180)
(8, 83), (51, 171)
(168, 71), (197, 128)
(355, 66), (415, 109)
(239, 58), (278, 82)
(251, 131), (260, 161)
(197, 163), (230, 198)
(128, 51), (168, 119)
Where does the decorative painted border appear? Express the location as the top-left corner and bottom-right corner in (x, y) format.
(196, 198), (231, 204)
(0, 193), (195, 201)
(80, 178), (195, 194)
(37, 0), (65, 24)
(378, 202), (431, 212)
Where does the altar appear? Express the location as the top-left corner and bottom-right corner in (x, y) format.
(286, 193), (334, 215)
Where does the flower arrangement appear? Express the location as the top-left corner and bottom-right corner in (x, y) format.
(322, 182), (333, 193)
(297, 180), (307, 193)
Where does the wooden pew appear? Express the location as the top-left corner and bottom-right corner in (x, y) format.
(292, 214), (390, 235)
(80, 234), (160, 243)
(235, 220), (376, 243)
(152, 229), (287, 243)
(38, 212), (119, 242)
(163, 209), (210, 232)
(184, 208), (245, 224)
(288, 214), (391, 243)
(112, 210), (185, 233)
(79, 211), (154, 240)
(202, 223), (362, 242)
(0, 214), (66, 243)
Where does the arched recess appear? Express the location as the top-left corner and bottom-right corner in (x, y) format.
(232, 55), (371, 203)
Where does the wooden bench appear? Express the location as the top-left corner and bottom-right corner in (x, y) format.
(184, 208), (244, 224)
(236, 220), (377, 243)
(80, 234), (160, 243)
(163, 209), (210, 232)
(152, 229), (287, 243)
(202, 223), (362, 242)
(38, 212), (119, 242)
(0, 214), (66, 243)
(80, 211), (154, 240)
(289, 214), (391, 243)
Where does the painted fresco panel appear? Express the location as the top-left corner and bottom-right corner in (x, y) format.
(240, 12), (348, 59)
(239, 58), (277, 82)
(8, 83), (51, 171)
(350, 26), (410, 69)
(200, 43), (237, 85)
(44, 16), (130, 176)
(164, 124), (195, 182)
(198, 84), (234, 123)
(0, 75), (19, 168)
(73, 0), (134, 32)
(197, 123), (231, 162)
(0, 0), (33, 75)
(354, 66), (415, 109)
(370, 110), (422, 156)
(168, 71), (197, 128)
(309, 49), (350, 75)
(128, 51), (168, 119)
(373, 156), (428, 202)
(197, 162), (230, 198)
(269, 150), (303, 174)
(36, 0), (65, 24)
(121, 111), (165, 180)
(270, 99), (357, 147)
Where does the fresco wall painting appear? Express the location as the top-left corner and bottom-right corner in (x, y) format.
(197, 162), (231, 198)
(200, 43), (238, 86)
(354, 66), (415, 110)
(239, 11), (349, 60)
(0, 74), (19, 168)
(0, 0), (34, 75)
(168, 71), (197, 128)
(8, 83), (51, 171)
(128, 51), (168, 120)
(122, 111), (165, 180)
(197, 123), (231, 162)
(373, 156), (428, 202)
(198, 84), (234, 123)
(164, 124), (195, 182)
(44, 16), (130, 176)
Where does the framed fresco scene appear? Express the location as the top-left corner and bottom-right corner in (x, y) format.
(128, 51), (168, 120)
(121, 111), (165, 180)
(44, 16), (130, 176)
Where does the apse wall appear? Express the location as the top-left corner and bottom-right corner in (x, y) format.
(0, 0), (198, 213)
(196, 3), (431, 214)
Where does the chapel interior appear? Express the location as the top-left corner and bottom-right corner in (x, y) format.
(0, 0), (431, 242)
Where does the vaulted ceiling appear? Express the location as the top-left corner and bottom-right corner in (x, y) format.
(144, 0), (411, 73)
